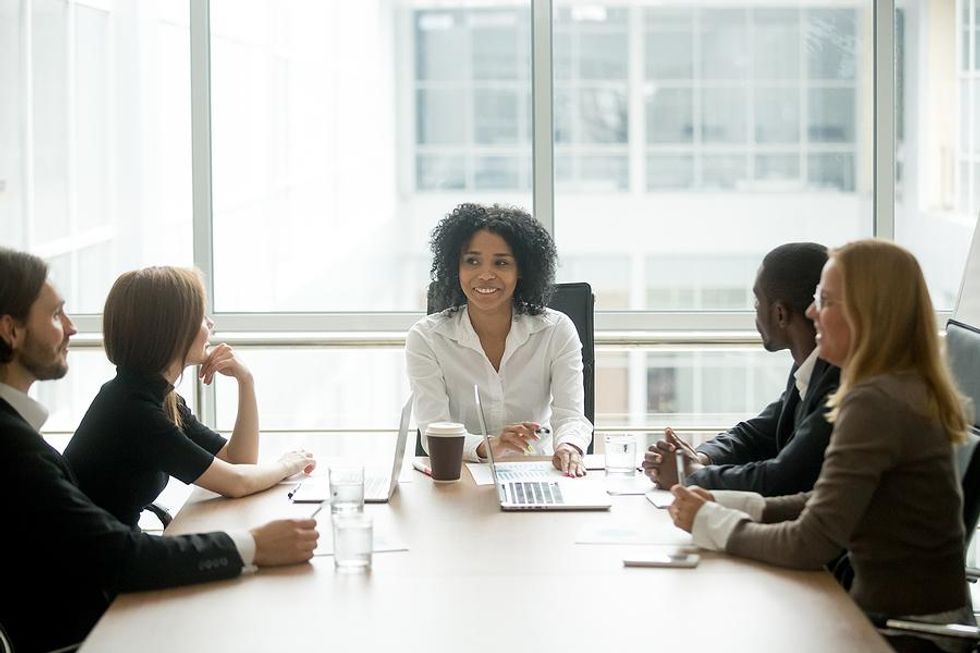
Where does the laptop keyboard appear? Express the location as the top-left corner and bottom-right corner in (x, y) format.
(509, 481), (563, 505)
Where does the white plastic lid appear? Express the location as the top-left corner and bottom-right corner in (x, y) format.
(425, 421), (466, 437)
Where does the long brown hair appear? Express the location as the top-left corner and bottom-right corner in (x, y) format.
(103, 267), (206, 426)
(825, 240), (967, 443)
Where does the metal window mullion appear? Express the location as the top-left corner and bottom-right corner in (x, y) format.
(874, 0), (896, 239)
(67, 0), (79, 304)
(21, 0), (35, 250)
(189, 0), (216, 426)
(531, 0), (554, 234)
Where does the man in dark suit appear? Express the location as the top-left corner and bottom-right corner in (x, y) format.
(0, 248), (319, 653)
(643, 242), (841, 496)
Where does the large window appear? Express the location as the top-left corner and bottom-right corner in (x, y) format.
(893, 0), (980, 311)
(3, 0), (194, 313)
(209, 0), (532, 313)
(552, 2), (873, 311)
(3, 0), (970, 435)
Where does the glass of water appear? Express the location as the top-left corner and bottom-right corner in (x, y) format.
(328, 466), (364, 514)
(604, 434), (637, 475)
(332, 513), (373, 572)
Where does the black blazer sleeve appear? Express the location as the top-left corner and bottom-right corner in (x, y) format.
(687, 361), (839, 495)
(15, 445), (243, 593)
(685, 400), (834, 494)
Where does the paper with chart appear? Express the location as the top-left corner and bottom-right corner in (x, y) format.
(466, 461), (566, 486)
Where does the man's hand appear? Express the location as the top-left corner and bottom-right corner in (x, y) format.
(250, 518), (319, 566)
(641, 427), (709, 489)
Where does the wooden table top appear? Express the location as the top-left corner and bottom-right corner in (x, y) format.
(82, 456), (889, 653)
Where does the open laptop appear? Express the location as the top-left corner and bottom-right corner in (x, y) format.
(474, 385), (610, 511)
(290, 395), (412, 504)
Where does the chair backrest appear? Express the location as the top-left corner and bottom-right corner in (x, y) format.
(0, 621), (12, 653)
(959, 429), (980, 545)
(546, 283), (596, 444)
(417, 282), (596, 455)
(947, 319), (980, 429)
(945, 320), (980, 542)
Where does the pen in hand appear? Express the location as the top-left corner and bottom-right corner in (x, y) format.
(675, 449), (686, 487)
(524, 427), (550, 455)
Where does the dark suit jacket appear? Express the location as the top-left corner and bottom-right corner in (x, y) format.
(0, 398), (243, 653)
(686, 358), (840, 495)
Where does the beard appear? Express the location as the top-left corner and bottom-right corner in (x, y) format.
(18, 331), (69, 381)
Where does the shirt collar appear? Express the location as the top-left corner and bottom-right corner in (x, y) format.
(0, 382), (49, 431)
(794, 348), (819, 399)
(432, 305), (554, 353)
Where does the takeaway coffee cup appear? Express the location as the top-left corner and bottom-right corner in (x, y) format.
(425, 422), (466, 483)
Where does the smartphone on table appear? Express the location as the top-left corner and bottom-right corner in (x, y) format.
(623, 552), (700, 568)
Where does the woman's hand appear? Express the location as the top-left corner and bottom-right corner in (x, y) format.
(199, 343), (251, 385)
(668, 485), (715, 532)
(552, 443), (586, 477)
(278, 449), (316, 477)
(476, 422), (540, 459)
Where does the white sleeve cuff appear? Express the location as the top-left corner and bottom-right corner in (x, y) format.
(710, 490), (766, 521)
(463, 433), (486, 463)
(691, 501), (752, 551)
(227, 529), (257, 573)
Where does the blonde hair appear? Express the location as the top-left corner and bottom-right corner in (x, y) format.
(103, 267), (207, 427)
(825, 239), (967, 443)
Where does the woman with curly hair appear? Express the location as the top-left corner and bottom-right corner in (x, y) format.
(668, 240), (972, 651)
(406, 203), (592, 476)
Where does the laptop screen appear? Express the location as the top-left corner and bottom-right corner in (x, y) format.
(473, 384), (500, 488)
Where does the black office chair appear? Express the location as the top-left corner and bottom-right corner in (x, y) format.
(872, 320), (980, 650)
(144, 502), (173, 529)
(0, 622), (12, 653)
(415, 282), (596, 456)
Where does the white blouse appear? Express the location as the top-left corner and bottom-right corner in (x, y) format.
(405, 306), (594, 462)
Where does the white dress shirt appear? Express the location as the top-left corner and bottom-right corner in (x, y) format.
(0, 381), (256, 568)
(690, 490), (766, 550)
(406, 306), (594, 462)
(793, 348), (819, 399)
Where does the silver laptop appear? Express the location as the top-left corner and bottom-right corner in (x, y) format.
(474, 385), (610, 511)
(290, 395), (413, 504)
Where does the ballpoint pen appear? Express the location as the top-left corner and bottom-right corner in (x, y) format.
(524, 427), (550, 455)
(287, 482), (302, 499)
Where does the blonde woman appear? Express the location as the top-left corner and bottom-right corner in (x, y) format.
(668, 240), (972, 650)
(65, 267), (315, 528)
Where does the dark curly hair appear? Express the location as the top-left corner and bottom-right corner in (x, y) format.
(428, 203), (557, 315)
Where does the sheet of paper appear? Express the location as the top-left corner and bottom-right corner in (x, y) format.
(583, 454), (605, 470)
(645, 489), (674, 508)
(575, 522), (696, 547)
(314, 530), (408, 557)
(604, 473), (655, 495)
(465, 461), (566, 486)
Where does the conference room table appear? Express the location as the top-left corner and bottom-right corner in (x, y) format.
(81, 440), (890, 653)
